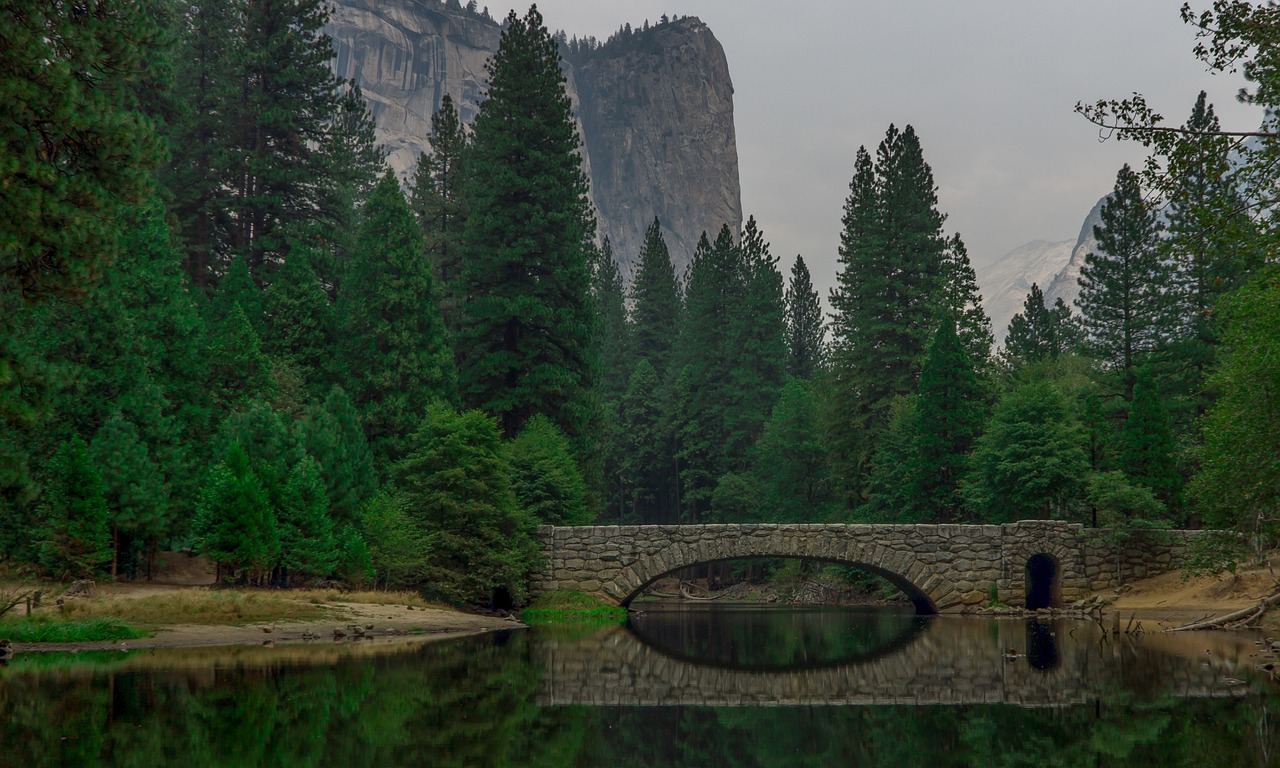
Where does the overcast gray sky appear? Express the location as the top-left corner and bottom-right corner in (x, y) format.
(505, 1), (1261, 298)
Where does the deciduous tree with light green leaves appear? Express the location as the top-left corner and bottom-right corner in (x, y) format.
(963, 381), (1088, 522)
(506, 414), (591, 527)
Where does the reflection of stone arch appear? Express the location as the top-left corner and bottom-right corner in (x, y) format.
(614, 539), (942, 613)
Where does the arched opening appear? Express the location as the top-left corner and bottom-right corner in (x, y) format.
(1024, 553), (1059, 610)
(619, 556), (940, 615)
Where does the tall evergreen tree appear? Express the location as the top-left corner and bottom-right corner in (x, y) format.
(672, 228), (737, 521)
(784, 256), (825, 379)
(618, 360), (672, 523)
(752, 378), (833, 522)
(262, 243), (331, 385)
(91, 410), (168, 579)
(411, 93), (470, 336)
(195, 441), (278, 583)
(1118, 367), (1182, 518)
(1003, 284), (1084, 368)
(207, 303), (274, 413)
(277, 456), (338, 583)
(938, 234), (993, 363)
(727, 216), (788, 461)
(458, 7), (597, 443)
(295, 386), (376, 526)
(630, 217), (682, 378)
(827, 126), (950, 500)
(1163, 92), (1263, 419)
(1, 0), (165, 300)
(37, 437), (113, 580)
(338, 171), (456, 466)
(1076, 164), (1170, 399)
(913, 321), (987, 522)
(591, 238), (632, 405)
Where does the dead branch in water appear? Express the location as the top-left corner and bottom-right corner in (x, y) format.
(1167, 589), (1280, 632)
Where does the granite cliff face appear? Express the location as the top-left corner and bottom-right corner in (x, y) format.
(326, 2), (742, 275)
(569, 18), (741, 273)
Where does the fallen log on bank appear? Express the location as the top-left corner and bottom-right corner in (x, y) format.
(1167, 589), (1280, 631)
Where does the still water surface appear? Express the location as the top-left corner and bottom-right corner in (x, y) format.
(1, 606), (1277, 767)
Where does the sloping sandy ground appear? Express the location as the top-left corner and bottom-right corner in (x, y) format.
(1094, 553), (1280, 632)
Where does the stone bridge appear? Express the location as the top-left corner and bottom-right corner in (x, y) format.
(530, 521), (1213, 612)
(534, 619), (1251, 708)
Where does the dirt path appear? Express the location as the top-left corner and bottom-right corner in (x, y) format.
(1091, 554), (1280, 632)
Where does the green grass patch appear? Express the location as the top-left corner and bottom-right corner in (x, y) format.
(521, 591), (626, 625)
(0, 616), (147, 643)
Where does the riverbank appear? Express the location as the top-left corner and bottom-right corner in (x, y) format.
(1, 581), (519, 655)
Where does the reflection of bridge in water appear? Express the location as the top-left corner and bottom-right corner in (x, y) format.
(534, 618), (1254, 708)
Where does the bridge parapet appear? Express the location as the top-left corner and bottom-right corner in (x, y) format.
(530, 521), (1215, 611)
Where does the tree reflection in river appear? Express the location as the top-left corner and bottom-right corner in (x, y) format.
(0, 611), (1277, 767)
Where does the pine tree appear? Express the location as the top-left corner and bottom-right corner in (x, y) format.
(591, 238), (632, 405)
(1, 0), (165, 300)
(167, 0), (240, 287)
(1118, 368), (1182, 518)
(827, 125), (950, 500)
(213, 401), (301, 514)
(1003, 284), (1084, 368)
(262, 243), (332, 385)
(411, 93), (469, 336)
(213, 255), (263, 329)
(91, 410), (169, 579)
(295, 386), (376, 526)
(458, 7), (597, 443)
(727, 216), (788, 461)
(338, 171), (456, 466)
(938, 234), (993, 364)
(913, 321), (986, 522)
(1076, 164), (1169, 399)
(505, 414), (591, 526)
(618, 360), (672, 523)
(195, 441), (279, 583)
(37, 437), (113, 580)
(630, 217), (682, 378)
(752, 378), (833, 522)
(277, 456), (338, 583)
(393, 402), (536, 605)
(226, 0), (347, 277)
(672, 228), (737, 521)
(1163, 92), (1264, 418)
(785, 256), (825, 379)
(207, 304), (274, 412)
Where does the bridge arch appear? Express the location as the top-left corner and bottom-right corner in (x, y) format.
(619, 553), (940, 613)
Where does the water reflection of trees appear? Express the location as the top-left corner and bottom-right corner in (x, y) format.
(626, 606), (926, 669)
(0, 630), (1277, 767)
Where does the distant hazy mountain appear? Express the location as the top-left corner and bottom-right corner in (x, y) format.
(979, 194), (1108, 344)
(978, 239), (1074, 343)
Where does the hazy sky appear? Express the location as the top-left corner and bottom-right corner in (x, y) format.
(502, 1), (1261, 298)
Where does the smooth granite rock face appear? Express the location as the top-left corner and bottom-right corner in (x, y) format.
(530, 521), (1212, 612)
(326, 3), (742, 276)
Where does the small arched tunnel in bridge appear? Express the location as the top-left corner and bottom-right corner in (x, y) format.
(1024, 553), (1060, 610)
(620, 557), (939, 614)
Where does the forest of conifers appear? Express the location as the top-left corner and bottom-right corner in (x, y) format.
(2, 1), (1277, 606)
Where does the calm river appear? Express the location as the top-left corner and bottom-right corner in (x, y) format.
(1, 606), (1277, 766)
